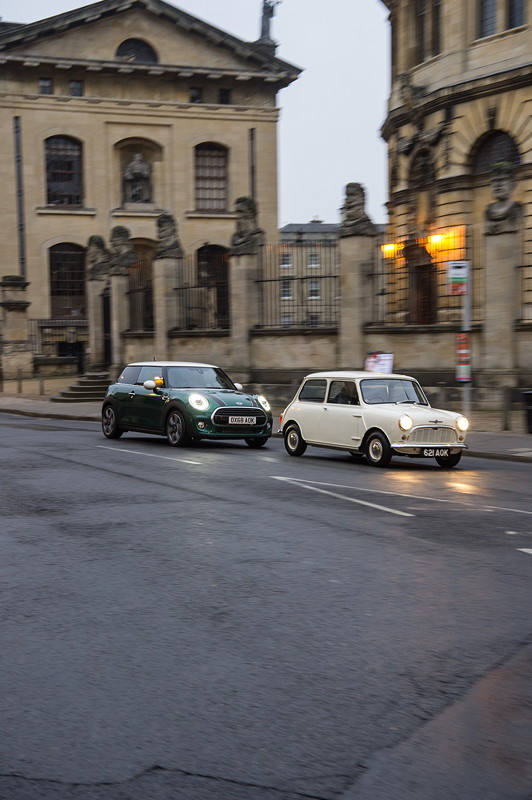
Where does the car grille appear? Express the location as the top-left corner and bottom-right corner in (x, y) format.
(211, 406), (268, 427)
(407, 426), (458, 445)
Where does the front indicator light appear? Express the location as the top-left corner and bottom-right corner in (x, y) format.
(189, 393), (209, 411)
(399, 414), (413, 431)
(457, 416), (469, 432)
(258, 395), (271, 412)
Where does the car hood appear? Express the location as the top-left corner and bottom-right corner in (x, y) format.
(379, 404), (463, 425)
(189, 389), (261, 408)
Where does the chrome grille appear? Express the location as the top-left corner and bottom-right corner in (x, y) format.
(212, 406), (267, 427)
(407, 426), (457, 445)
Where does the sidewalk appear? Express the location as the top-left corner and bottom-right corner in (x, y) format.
(1, 377), (531, 463)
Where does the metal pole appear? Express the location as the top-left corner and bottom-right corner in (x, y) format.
(462, 276), (471, 419)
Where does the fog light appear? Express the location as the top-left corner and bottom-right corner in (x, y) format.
(197, 421), (206, 429)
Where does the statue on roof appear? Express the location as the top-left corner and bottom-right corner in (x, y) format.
(260, 0), (281, 41)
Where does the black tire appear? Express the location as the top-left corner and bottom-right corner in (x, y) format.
(245, 437), (269, 448)
(102, 404), (123, 439)
(165, 408), (189, 447)
(365, 431), (392, 467)
(435, 451), (462, 468)
(284, 424), (307, 457)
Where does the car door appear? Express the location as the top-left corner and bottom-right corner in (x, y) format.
(127, 366), (168, 429)
(320, 380), (363, 448)
(290, 379), (328, 442)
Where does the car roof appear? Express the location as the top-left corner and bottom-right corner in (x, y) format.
(302, 370), (415, 380)
(127, 361), (217, 368)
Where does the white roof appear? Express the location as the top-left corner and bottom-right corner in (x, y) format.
(303, 371), (415, 380)
(128, 361), (217, 367)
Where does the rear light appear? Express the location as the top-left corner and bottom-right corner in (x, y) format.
(279, 413), (283, 425)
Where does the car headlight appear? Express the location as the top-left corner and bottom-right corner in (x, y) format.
(398, 414), (413, 431)
(257, 395), (271, 412)
(456, 416), (469, 432)
(188, 393), (209, 411)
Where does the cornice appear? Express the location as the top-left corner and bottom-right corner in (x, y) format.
(382, 65), (532, 140)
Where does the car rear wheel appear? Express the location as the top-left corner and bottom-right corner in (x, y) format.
(284, 424), (307, 457)
(102, 405), (122, 439)
(245, 437), (269, 448)
(365, 432), (392, 467)
(165, 409), (189, 447)
(435, 451), (462, 468)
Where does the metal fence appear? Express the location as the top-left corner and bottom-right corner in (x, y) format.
(172, 251), (230, 331)
(519, 264), (532, 322)
(372, 228), (482, 325)
(256, 243), (340, 329)
(28, 318), (88, 356)
(128, 259), (154, 331)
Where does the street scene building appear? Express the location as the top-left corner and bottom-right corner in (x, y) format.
(0, 0), (531, 404)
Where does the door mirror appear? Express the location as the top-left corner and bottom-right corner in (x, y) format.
(234, 382), (243, 391)
(143, 379), (157, 391)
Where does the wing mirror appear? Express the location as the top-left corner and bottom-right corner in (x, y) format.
(234, 382), (243, 391)
(143, 379), (157, 391)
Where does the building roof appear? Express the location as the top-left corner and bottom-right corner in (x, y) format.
(0, 0), (302, 86)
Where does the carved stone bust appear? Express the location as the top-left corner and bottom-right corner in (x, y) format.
(485, 162), (522, 235)
(123, 152), (152, 204)
(154, 213), (183, 259)
(86, 235), (111, 279)
(339, 183), (376, 237)
(109, 226), (137, 274)
(230, 196), (265, 255)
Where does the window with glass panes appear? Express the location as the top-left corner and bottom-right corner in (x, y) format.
(45, 136), (83, 206)
(478, 0), (497, 37)
(195, 143), (228, 211)
(507, 0), (525, 28)
(49, 243), (86, 318)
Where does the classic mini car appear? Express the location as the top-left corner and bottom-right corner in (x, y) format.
(280, 371), (469, 468)
(102, 361), (273, 447)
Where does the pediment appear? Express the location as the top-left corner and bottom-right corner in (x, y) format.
(0, 0), (300, 84)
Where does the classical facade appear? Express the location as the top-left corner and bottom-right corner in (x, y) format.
(0, 0), (299, 374)
(373, 0), (531, 388)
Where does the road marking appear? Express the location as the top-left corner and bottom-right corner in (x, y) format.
(97, 445), (201, 465)
(517, 549), (532, 555)
(272, 476), (414, 517)
(271, 477), (532, 517)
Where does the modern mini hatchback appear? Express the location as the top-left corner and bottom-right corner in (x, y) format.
(280, 370), (469, 468)
(102, 361), (272, 447)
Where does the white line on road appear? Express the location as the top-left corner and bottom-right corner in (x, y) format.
(517, 549), (532, 555)
(272, 476), (532, 516)
(97, 445), (201, 465)
(271, 476), (414, 517)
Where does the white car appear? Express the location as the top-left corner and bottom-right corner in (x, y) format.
(280, 371), (469, 468)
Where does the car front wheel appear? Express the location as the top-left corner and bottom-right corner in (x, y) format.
(245, 437), (269, 448)
(284, 424), (307, 457)
(435, 451), (462, 468)
(102, 405), (122, 439)
(165, 409), (189, 447)
(365, 432), (392, 467)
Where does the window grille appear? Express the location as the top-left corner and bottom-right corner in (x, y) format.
(45, 136), (83, 206)
(69, 80), (84, 97)
(39, 78), (53, 95)
(507, 0), (525, 27)
(127, 260), (154, 332)
(172, 249), (230, 331)
(472, 132), (520, 174)
(195, 143), (228, 211)
(49, 243), (86, 318)
(307, 251), (320, 269)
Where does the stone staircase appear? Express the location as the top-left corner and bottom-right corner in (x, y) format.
(51, 372), (110, 402)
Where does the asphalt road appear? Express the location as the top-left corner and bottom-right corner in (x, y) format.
(0, 413), (531, 800)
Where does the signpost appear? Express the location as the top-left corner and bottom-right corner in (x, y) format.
(447, 260), (471, 417)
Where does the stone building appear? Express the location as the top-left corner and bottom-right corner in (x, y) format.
(0, 0), (299, 375)
(373, 0), (531, 390)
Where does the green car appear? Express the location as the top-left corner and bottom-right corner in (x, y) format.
(102, 361), (273, 447)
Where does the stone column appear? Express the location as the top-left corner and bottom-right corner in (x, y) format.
(152, 257), (183, 360)
(109, 271), (129, 373)
(86, 275), (107, 369)
(482, 232), (521, 382)
(0, 276), (33, 378)
(229, 252), (261, 380)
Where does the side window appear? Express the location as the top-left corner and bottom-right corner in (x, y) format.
(137, 366), (165, 385)
(117, 366), (141, 384)
(327, 381), (359, 405)
(298, 379), (327, 403)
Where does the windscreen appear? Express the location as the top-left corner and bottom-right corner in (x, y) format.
(360, 378), (428, 405)
(167, 366), (235, 390)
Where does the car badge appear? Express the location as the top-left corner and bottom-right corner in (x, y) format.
(429, 419), (442, 424)
(236, 401), (243, 405)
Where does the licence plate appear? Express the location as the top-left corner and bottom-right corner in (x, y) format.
(422, 448), (450, 457)
(228, 416), (256, 425)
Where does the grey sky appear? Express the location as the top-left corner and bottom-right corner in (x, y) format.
(1, 0), (390, 225)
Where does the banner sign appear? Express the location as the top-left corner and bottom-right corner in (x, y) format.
(447, 260), (469, 295)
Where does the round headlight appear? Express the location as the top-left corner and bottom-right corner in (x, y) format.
(456, 416), (469, 432)
(188, 393), (209, 411)
(398, 414), (413, 431)
(257, 395), (271, 412)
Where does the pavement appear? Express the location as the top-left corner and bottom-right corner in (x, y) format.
(1, 380), (532, 463)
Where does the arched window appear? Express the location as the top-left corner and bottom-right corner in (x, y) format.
(478, 0), (497, 38)
(194, 143), (228, 211)
(49, 243), (86, 318)
(45, 136), (83, 206)
(472, 131), (520, 174)
(115, 39), (158, 63)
